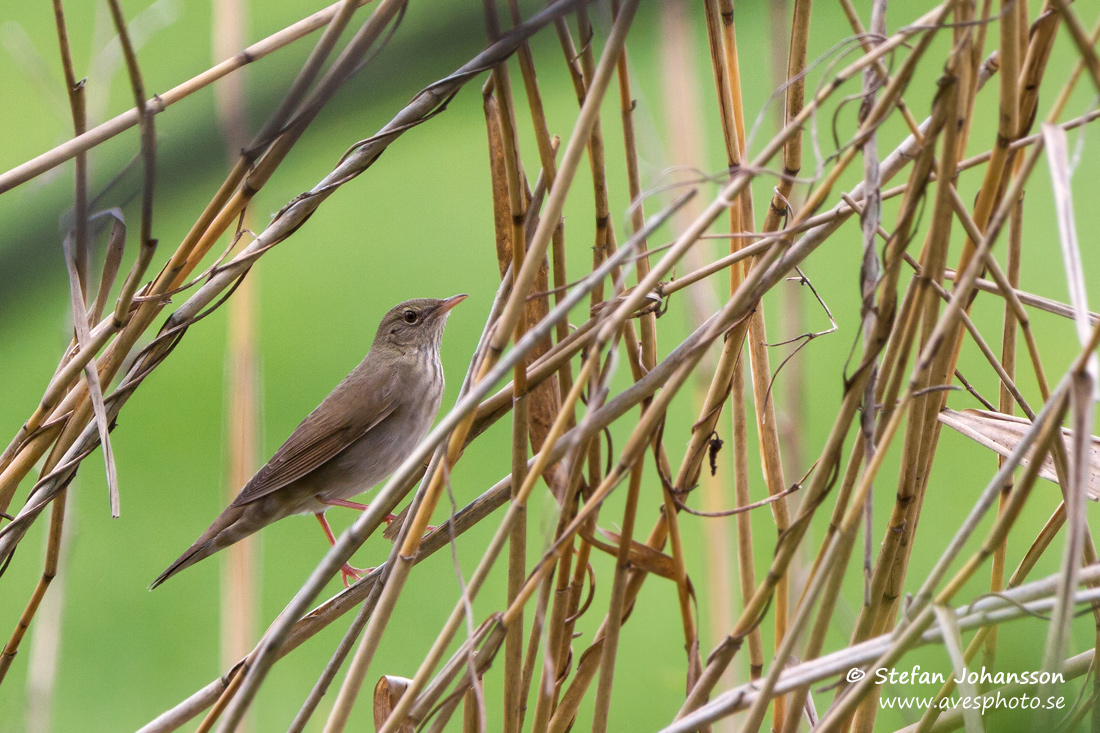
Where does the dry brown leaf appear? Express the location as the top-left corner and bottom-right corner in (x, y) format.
(373, 675), (414, 733)
(581, 525), (678, 580)
(938, 408), (1100, 500)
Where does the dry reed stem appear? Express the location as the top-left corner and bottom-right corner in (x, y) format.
(21, 484), (70, 733)
(561, 20), (652, 710)
(498, 4), (583, 719)
(737, 2), (809, 718)
(985, 191), (1023, 669)
(778, 264), (926, 733)
(979, 0), (1029, 677)
(212, 0), (260, 720)
(848, 28), (966, 663)
(480, 6), (533, 729)
(912, 500), (1084, 732)
(702, 0), (760, 691)
(0, 0), (97, 684)
(589, 4), (663, 727)
(563, 24), (932, 726)
(588, 417), (644, 733)
(825, 398), (1071, 732)
(856, 0), (888, 621)
(920, 25), (1100, 712)
(0, 0), (375, 194)
(505, 0), (572, 448)
(1037, 120), (1098, 724)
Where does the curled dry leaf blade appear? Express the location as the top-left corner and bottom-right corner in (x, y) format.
(586, 525), (678, 580)
(91, 210), (127, 324)
(939, 408), (1100, 499)
(374, 676), (415, 733)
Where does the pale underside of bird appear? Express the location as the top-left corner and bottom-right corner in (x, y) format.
(150, 294), (466, 589)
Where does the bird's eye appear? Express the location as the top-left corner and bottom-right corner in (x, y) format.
(403, 309), (418, 324)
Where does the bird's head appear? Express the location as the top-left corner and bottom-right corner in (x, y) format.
(373, 294), (467, 353)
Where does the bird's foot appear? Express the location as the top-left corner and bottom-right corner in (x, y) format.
(340, 562), (374, 588)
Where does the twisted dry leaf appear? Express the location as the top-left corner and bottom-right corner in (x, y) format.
(939, 408), (1100, 499)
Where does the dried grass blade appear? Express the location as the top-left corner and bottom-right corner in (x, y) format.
(91, 212), (126, 324)
(373, 676), (414, 733)
(587, 526), (677, 581)
(930, 605), (983, 733)
(62, 234), (119, 516)
(1042, 122), (1098, 367)
(1038, 121), (1099, 698)
(938, 408), (1100, 499)
(0, 0), (376, 194)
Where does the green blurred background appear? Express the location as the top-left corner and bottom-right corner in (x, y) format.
(1, 0), (1098, 730)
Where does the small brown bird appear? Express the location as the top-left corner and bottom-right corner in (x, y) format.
(151, 294), (466, 589)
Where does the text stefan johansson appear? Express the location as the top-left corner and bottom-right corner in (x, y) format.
(872, 665), (1065, 686)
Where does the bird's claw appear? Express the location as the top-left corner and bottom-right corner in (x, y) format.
(340, 562), (374, 588)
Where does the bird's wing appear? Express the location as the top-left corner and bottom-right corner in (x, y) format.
(231, 366), (396, 506)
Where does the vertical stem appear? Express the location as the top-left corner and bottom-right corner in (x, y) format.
(483, 3), (531, 730)
(590, 464), (644, 732)
(0, 0), (87, 684)
(857, 0), (887, 611)
(985, 194), (1022, 669)
(0, 492), (67, 685)
(212, 1), (260, 719)
(23, 489), (71, 733)
(703, 1), (758, 698)
(463, 687), (483, 733)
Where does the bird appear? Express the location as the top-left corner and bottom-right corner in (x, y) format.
(151, 294), (466, 589)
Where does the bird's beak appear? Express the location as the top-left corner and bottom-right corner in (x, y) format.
(436, 293), (468, 314)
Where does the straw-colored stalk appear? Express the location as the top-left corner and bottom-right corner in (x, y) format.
(212, 0), (260, 721)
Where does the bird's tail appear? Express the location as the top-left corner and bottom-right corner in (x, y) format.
(150, 504), (250, 589)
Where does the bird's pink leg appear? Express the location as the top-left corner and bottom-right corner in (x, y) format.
(319, 497), (396, 525)
(320, 498), (436, 534)
(315, 513), (371, 588)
